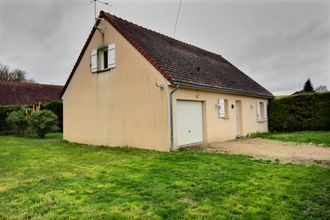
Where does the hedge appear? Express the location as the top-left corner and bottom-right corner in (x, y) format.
(268, 92), (330, 131)
(0, 106), (23, 134)
(0, 101), (63, 134)
(1, 94), (329, 134)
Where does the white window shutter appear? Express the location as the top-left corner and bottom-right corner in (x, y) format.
(218, 99), (225, 118)
(107, 44), (116, 69)
(91, 49), (98, 73)
(256, 102), (261, 121)
(264, 103), (268, 121)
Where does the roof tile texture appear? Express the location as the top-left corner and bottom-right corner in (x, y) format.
(0, 81), (63, 106)
(103, 12), (273, 98)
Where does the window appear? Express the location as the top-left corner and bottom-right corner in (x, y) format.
(256, 101), (267, 122)
(97, 47), (108, 70)
(224, 99), (229, 118)
(90, 43), (116, 73)
(103, 50), (108, 68)
(218, 99), (229, 118)
(260, 102), (265, 120)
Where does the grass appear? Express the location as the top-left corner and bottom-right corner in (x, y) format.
(253, 131), (330, 147)
(0, 133), (329, 219)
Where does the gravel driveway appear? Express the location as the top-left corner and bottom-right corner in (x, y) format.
(190, 138), (330, 166)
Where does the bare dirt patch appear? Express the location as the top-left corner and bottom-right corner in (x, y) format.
(190, 138), (330, 167)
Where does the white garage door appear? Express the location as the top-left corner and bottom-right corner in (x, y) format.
(176, 100), (204, 146)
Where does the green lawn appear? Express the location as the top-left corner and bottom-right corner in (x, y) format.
(0, 134), (329, 219)
(253, 131), (330, 147)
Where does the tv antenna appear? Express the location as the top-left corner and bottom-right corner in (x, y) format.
(173, 0), (182, 37)
(91, 0), (111, 21)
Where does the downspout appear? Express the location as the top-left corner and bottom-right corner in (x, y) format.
(169, 84), (179, 151)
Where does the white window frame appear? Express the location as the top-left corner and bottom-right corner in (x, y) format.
(218, 99), (229, 119)
(107, 44), (116, 69)
(90, 49), (98, 73)
(256, 101), (267, 122)
(90, 43), (116, 73)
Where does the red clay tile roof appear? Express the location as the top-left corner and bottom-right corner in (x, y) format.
(62, 11), (273, 98)
(0, 81), (63, 106)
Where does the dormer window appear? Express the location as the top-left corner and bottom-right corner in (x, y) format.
(90, 43), (116, 73)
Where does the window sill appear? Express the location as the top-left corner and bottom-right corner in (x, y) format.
(220, 117), (230, 119)
(257, 120), (267, 123)
(92, 68), (115, 74)
(96, 68), (110, 73)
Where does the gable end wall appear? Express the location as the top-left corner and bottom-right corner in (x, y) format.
(63, 19), (171, 151)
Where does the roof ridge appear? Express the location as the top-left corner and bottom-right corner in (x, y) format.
(102, 12), (228, 63)
(0, 80), (63, 87)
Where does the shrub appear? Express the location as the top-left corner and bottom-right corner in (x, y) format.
(0, 101), (63, 134)
(6, 108), (29, 136)
(0, 106), (22, 134)
(269, 92), (330, 131)
(43, 101), (63, 131)
(28, 110), (58, 138)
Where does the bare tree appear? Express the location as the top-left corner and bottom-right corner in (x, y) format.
(0, 63), (10, 81)
(8, 69), (27, 81)
(0, 63), (34, 82)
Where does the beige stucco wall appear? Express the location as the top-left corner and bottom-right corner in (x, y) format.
(171, 88), (269, 149)
(62, 19), (171, 151)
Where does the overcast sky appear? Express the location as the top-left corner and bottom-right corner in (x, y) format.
(0, 0), (329, 95)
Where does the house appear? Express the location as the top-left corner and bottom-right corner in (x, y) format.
(61, 11), (273, 151)
(0, 81), (63, 106)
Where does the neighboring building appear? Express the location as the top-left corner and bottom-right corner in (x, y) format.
(61, 11), (273, 151)
(315, 86), (328, 93)
(0, 81), (63, 106)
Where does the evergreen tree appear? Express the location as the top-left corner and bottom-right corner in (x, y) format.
(303, 78), (314, 92)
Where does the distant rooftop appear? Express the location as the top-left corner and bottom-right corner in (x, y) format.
(0, 81), (63, 106)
